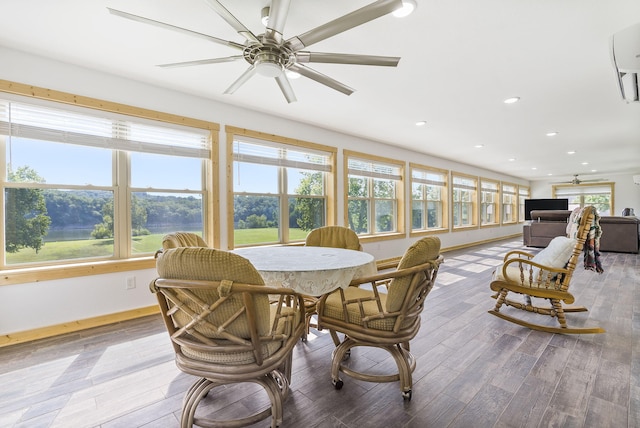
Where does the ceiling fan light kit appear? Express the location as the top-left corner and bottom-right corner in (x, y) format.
(108, 0), (406, 103)
(554, 174), (608, 185)
(393, 0), (418, 18)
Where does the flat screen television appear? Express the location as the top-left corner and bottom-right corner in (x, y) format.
(524, 198), (569, 220)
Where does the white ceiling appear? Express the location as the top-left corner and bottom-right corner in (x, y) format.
(2, 0), (639, 182)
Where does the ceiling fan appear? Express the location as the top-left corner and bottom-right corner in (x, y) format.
(108, 0), (404, 103)
(557, 174), (608, 185)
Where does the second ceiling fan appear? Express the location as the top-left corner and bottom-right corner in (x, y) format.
(108, 0), (404, 103)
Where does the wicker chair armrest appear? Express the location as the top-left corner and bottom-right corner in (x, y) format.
(151, 278), (305, 356)
(501, 258), (570, 289)
(347, 259), (442, 287)
(503, 249), (536, 261)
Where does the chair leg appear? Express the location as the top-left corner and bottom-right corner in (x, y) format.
(329, 338), (416, 400)
(182, 378), (211, 428)
(550, 298), (568, 329)
(493, 289), (508, 311)
(181, 375), (287, 428)
(302, 297), (318, 341)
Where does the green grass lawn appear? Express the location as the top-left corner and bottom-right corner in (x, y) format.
(6, 228), (310, 264)
(234, 228), (308, 245)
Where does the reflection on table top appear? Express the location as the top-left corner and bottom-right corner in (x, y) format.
(232, 246), (377, 295)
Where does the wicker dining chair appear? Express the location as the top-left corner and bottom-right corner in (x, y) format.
(301, 225), (363, 340)
(161, 231), (208, 249)
(305, 225), (362, 251)
(151, 247), (305, 428)
(316, 236), (443, 400)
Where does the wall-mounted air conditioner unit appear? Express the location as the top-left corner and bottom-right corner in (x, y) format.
(611, 22), (640, 103)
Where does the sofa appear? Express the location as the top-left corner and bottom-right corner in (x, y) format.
(523, 209), (640, 253)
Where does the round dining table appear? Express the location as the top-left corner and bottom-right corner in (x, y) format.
(232, 246), (377, 296)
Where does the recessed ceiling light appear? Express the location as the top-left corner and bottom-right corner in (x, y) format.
(547, 173), (553, 176)
(504, 97), (520, 104)
(567, 151), (576, 155)
(474, 144), (484, 148)
(392, 0), (417, 17)
(546, 131), (558, 137)
(415, 120), (427, 126)
(581, 162), (589, 165)
(591, 169), (597, 172)
(508, 158), (516, 162)
(531, 167), (537, 170)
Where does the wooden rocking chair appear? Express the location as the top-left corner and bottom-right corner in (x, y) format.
(489, 205), (605, 334)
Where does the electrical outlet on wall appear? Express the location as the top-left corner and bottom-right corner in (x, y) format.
(126, 277), (136, 290)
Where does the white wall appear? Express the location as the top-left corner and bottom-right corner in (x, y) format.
(0, 47), (529, 335)
(530, 172), (640, 216)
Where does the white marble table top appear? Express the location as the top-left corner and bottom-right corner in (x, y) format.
(232, 246), (377, 295)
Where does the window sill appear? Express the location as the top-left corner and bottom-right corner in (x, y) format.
(359, 232), (406, 243)
(409, 228), (449, 237)
(452, 225), (479, 232)
(0, 257), (156, 286)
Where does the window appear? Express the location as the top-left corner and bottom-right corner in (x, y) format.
(552, 183), (614, 215)
(409, 164), (448, 234)
(227, 127), (336, 247)
(518, 186), (530, 222)
(451, 172), (477, 229)
(479, 178), (499, 226)
(501, 182), (518, 224)
(345, 151), (404, 238)
(0, 95), (216, 268)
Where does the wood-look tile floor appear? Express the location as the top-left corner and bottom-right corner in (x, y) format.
(1, 239), (638, 427)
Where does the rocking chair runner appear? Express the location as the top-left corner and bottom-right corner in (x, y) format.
(489, 205), (605, 334)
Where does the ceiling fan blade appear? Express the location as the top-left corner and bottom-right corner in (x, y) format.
(224, 66), (258, 94)
(264, 0), (291, 42)
(107, 8), (244, 50)
(158, 55), (244, 68)
(289, 64), (354, 96)
(295, 51), (400, 67)
(285, 0), (403, 50)
(275, 74), (297, 103)
(202, 0), (259, 43)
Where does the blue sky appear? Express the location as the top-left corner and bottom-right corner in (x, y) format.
(9, 137), (201, 190)
(9, 137), (311, 195)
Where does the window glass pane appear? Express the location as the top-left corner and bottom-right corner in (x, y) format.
(462, 203), (472, 225)
(131, 152), (202, 189)
(585, 194), (611, 215)
(289, 196), (325, 238)
(373, 178), (395, 198)
(7, 137), (112, 186)
(412, 183), (424, 199)
(427, 186), (442, 201)
(375, 200), (395, 232)
(348, 176), (368, 197)
(233, 195), (280, 246)
(427, 201), (441, 227)
(130, 192), (203, 254)
(288, 169), (323, 196)
(348, 199), (369, 234)
(5, 188), (114, 265)
(412, 200), (424, 229)
(234, 162), (278, 193)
